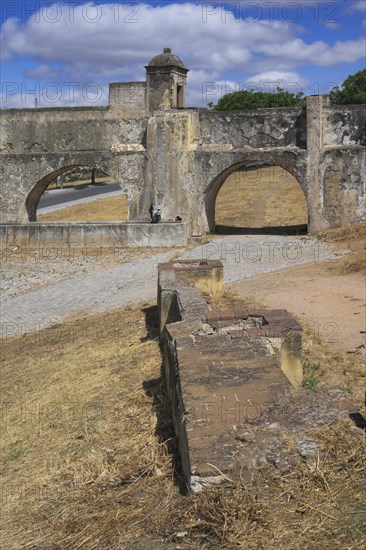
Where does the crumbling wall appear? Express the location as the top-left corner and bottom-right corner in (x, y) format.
(158, 260), (306, 492)
(323, 104), (366, 146)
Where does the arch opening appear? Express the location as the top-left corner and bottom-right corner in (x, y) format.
(25, 165), (129, 222)
(206, 161), (309, 235)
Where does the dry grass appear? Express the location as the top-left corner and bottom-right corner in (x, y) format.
(1, 299), (365, 549)
(0, 305), (178, 548)
(316, 222), (366, 275)
(215, 166), (308, 229)
(37, 194), (129, 222)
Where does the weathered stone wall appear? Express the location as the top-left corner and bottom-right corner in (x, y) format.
(0, 105), (148, 222)
(321, 148), (366, 226)
(157, 260), (221, 334)
(0, 106), (147, 154)
(306, 96), (366, 231)
(0, 221), (191, 248)
(197, 107), (305, 149)
(0, 150), (148, 222)
(158, 260), (305, 492)
(0, 65), (365, 233)
(323, 104), (366, 146)
(108, 82), (146, 112)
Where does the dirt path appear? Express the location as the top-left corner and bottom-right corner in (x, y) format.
(229, 261), (365, 356)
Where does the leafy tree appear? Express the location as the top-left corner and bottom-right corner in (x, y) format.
(214, 88), (305, 111)
(329, 69), (366, 105)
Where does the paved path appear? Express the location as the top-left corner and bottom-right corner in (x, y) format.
(1, 235), (345, 337)
(38, 187), (124, 214)
(1, 251), (174, 337)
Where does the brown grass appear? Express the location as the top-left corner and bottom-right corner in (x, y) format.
(37, 194), (129, 222)
(215, 166), (308, 228)
(316, 222), (366, 275)
(1, 299), (365, 549)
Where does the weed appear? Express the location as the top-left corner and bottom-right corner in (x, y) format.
(302, 357), (324, 390)
(10, 441), (28, 460)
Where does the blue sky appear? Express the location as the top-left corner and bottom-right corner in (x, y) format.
(1, 0), (365, 107)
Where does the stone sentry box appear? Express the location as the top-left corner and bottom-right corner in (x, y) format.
(158, 260), (303, 492)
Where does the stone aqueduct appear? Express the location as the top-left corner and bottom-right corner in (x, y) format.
(0, 48), (365, 236)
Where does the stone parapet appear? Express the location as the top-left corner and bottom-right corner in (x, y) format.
(0, 221), (191, 248)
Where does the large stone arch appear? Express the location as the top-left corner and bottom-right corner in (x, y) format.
(194, 149), (308, 233)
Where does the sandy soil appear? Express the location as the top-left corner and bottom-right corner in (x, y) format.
(230, 262), (365, 355)
(229, 227), (366, 357)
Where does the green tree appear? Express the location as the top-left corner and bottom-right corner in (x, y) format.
(329, 69), (366, 105)
(214, 88), (305, 111)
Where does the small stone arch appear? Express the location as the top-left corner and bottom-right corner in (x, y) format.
(24, 160), (130, 222)
(202, 152), (309, 233)
(25, 164), (83, 221)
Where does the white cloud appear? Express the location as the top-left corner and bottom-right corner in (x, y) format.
(324, 21), (341, 30)
(0, 2), (364, 108)
(244, 71), (308, 94)
(254, 37), (366, 67)
(351, 1), (366, 13)
(0, 3), (292, 69)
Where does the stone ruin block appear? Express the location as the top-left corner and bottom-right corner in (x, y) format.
(158, 260), (308, 493)
(203, 309), (303, 387)
(157, 260), (362, 494)
(157, 259), (223, 334)
(159, 259), (223, 297)
(163, 308), (303, 492)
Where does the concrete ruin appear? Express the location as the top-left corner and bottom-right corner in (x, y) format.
(1, 48), (365, 241)
(158, 259), (307, 491)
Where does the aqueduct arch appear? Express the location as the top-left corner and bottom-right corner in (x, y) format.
(0, 48), (365, 235)
(13, 151), (140, 223)
(24, 162), (127, 222)
(201, 153), (309, 233)
(26, 164), (87, 221)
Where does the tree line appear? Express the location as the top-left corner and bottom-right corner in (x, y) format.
(211, 69), (366, 110)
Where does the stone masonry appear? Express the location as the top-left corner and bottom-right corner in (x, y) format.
(1, 49), (365, 235)
(158, 259), (306, 492)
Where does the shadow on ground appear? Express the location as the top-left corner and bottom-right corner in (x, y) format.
(214, 224), (307, 236)
(141, 305), (188, 494)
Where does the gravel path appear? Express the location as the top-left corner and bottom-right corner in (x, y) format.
(1, 235), (346, 337)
